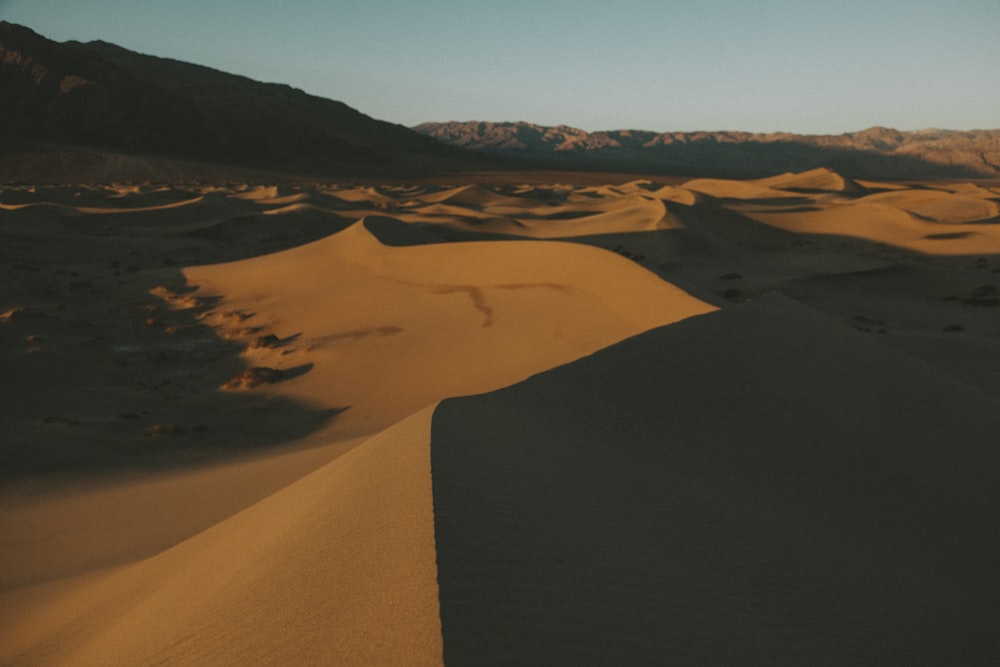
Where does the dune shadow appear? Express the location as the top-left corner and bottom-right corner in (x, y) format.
(362, 215), (447, 246)
(279, 363), (313, 381)
(719, 196), (816, 207)
(0, 191), (348, 484)
(925, 231), (972, 240)
(430, 295), (1000, 662)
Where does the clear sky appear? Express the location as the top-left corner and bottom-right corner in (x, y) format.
(2, 0), (998, 134)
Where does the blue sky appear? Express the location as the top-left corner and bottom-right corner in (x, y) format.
(2, 0), (998, 133)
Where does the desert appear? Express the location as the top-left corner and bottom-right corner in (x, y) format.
(3, 16), (1000, 666)
(3, 170), (1000, 664)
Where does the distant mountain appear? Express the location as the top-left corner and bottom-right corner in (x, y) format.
(415, 121), (1000, 179)
(0, 22), (489, 178)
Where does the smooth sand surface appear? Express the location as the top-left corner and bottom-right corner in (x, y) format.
(2, 171), (999, 664)
(2, 409), (442, 666)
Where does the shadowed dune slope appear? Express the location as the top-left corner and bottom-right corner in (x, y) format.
(430, 295), (1000, 665)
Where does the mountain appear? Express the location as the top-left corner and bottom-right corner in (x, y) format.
(0, 22), (490, 179)
(4, 21), (997, 183)
(415, 121), (1000, 179)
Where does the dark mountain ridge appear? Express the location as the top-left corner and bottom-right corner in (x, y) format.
(0, 21), (490, 179)
(415, 121), (1000, 180)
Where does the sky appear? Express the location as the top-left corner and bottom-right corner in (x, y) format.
(2, 0), (998, 134)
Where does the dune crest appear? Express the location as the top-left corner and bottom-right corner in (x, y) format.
(184, 218), (714, 437)
(682, 177), (802, 200)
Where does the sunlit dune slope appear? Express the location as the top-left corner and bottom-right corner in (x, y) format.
(744, 201), (1000, 254)
(858, 188), (1000, 223)
(184, 218), (715, 436)
(755, 166), (866, 194)
(0, 409), (443, 666)
(675, 177), (806, 201)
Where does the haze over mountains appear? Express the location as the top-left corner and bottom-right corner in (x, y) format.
(2, 20), (999, 182)
(416, 121), (1000, 179)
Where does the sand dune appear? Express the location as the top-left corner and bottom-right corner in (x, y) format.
(649, 184), (703, 205)
(432, 294), (1000, 663)
(506, 194), (681, 238)
(755, 166), (865, 194)
(414, 184), (540, 209)
(857, 188), (1000, 223)
(744, 200), (1000, 254)
(681, 177), (804, 201)
(183, 217), (713, 437)
(2, 171), (999, 664)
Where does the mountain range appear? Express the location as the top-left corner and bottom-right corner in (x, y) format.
(0, 21), (486, 180)
(2, 20), (998, 181)
(415, 121), (1000, 179)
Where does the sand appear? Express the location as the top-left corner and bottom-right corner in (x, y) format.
(2, 171), (999, 664)
(431, 295), (1000, 663)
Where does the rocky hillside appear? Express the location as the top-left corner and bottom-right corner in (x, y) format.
(416, 121), (1000, 179)
(0, 22), (489, 178)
